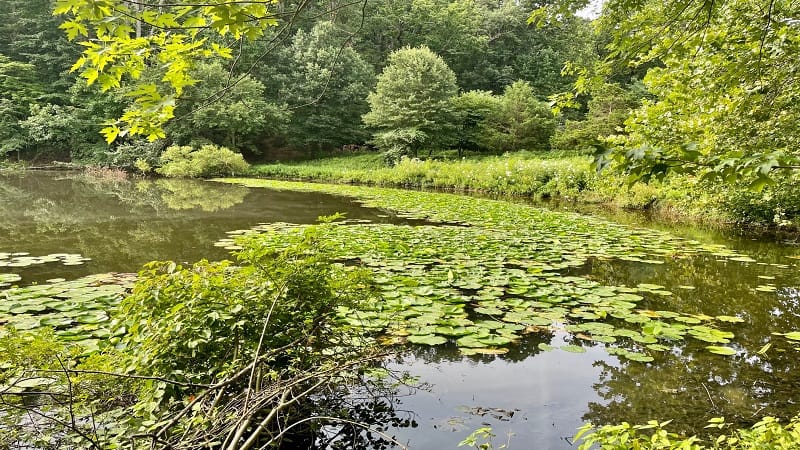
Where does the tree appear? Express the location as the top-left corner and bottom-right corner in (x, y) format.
(19, 104), (83, 160)
(348, 0), (594, 95)
(167, 62), (287, 153)
(452, 90), (502, 154)
(480, 80), (556, 152)
(557, 0), (800, 185)
(362, 46), (458, 163)
(0, 55), (44, 158)
(54, 0), (288, 142)
(278, 21), (375, 153)
(0, 0), (79, 104)
(550, 82), (644, 152)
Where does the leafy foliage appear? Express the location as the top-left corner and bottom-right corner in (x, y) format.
(0, 56), (46, 157)
(278, 22), (375, 153)
(156, 144), (250, 178)
(118, 219), (372, 386)
(551, 82), (644, 152)
(54, 0), (281, 142)
(168, 62), (286, 153)
(589, 0), (800, 185)
(353, 0), (594, 95)
(363, 46), (459, 163)
(575, 416), (800, 449)
(19, 104), (83, 159)
(0, 220), (386, 448)
(480, 81), (557, 152)
(452, 90), (502, 153)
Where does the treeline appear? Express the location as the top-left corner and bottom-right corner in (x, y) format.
(0, 0), (639, 168)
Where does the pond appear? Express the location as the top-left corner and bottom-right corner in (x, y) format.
(2, 171), (800, 449)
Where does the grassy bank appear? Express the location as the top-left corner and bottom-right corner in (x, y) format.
(251, 152), (800, 230)
(253, 151), (592, 198)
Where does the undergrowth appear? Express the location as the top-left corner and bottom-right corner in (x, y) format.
(250, 152), (800, 230)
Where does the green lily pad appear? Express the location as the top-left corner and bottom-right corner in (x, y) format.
(406, 334), (448, 346)
(561, 344), (586, 353)
(706, 346), (737, 356)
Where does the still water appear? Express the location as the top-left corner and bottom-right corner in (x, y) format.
(2, 171), (799, 449)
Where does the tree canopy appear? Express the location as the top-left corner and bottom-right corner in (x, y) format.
(574, 0), (800, 185)
(362, 46), (459, 162)
(54, 0), (282, 142)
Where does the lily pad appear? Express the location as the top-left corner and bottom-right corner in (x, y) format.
(406, 334), (448, 346)
(706, 346), (737, 356)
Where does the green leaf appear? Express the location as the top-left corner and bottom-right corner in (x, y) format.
(775, 331), (800, 341)
(406, 334), (447, 346)
(706, 346), (737, 356)
(100, 125), (121, 144)
(561, 344), (586, 353)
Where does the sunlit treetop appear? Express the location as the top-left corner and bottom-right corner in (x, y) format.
(54, 0), (280, 143)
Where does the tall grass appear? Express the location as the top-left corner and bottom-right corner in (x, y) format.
(252, 152), (594, 199)
(250, 152), (800, 230)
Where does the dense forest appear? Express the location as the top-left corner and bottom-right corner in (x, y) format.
(0, 0), (594, 165)
(3, 0), (798, 186)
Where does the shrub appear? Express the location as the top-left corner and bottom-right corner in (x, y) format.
(156, 144), (250, 178)
(717, 174), (800, 227)
(452, 90), (501, 154)
(550, 82), (643, 152)
(117, 218), (372, 386)
(96, 139), (165, 171)
(480, 81), (556, 152)
(575, 416), (800, 449)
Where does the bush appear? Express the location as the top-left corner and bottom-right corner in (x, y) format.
(117, 218), (373, 386)
(75, 139), (165, 171)
(550, 82), (643, 152)
(480, 81), (556, 152)
(156, 144), (250, 178)
(452, 90), (501, 153)
(717, 174), (800, 227)
(575, 416), (800, 449)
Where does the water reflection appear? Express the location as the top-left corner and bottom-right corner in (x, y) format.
(5, 172), (800, 448)
(379, 213), (800, 447)
(386, 334), (612, 448)
(151, 178), (250, 211)
(0, 171), (405, 283)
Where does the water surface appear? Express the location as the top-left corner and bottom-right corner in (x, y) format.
(0, 171), (403, 284)
(2, 171), (800, 449)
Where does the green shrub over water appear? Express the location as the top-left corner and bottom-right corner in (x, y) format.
(156, 144), (250, 178)
(575, 416), (800, 449)
(0, 219), (379, 448)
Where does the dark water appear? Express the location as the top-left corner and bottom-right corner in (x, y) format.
(0, 171), (404, 284)
(385, 200), (800, 449)
(2, 171), (800, 449)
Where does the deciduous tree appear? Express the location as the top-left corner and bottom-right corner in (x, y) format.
(362, 46), (458, 163)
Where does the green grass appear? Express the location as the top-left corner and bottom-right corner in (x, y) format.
(249, 151), (800, 230)
(252, 151), (595, 198)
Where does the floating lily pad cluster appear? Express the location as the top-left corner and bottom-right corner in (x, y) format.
(215, 179), (767, 360)
(0, 252), (91, 269)
(0, 273), (21, 288)
(230, 223), (750, 359)
(0, 273), (134, 352)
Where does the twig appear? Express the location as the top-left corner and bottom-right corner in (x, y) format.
(701, 382), (717, 411)
(257, 415), (410, 450)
